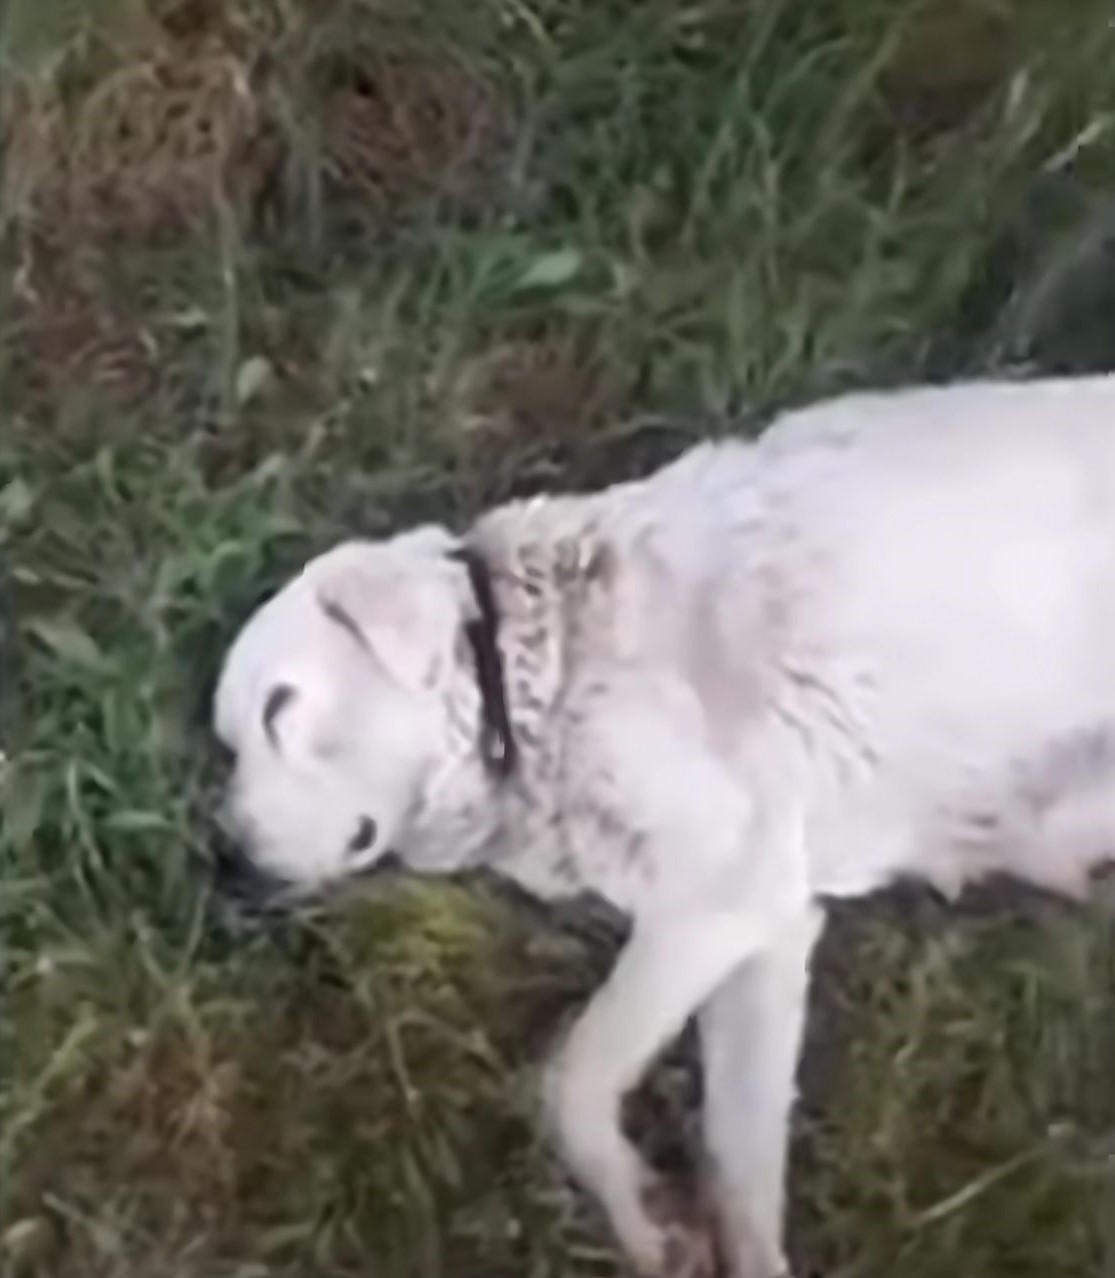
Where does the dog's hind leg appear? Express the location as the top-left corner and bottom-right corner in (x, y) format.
(699, 904), (824, 1278)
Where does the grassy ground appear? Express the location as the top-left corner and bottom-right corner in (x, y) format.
(2, 1), (1114, 1275)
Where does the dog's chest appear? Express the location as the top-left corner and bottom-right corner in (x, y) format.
(486, 757), (652, 915)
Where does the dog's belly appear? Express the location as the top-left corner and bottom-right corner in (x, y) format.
(808, 715), (1115, 901)
(799, 564), (1115, 901)
(799, 572), (1115, 900)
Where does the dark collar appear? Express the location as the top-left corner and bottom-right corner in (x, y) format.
(449, 546), (517, 781)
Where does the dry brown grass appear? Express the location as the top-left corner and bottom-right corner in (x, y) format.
(1, 3), (505, 246)
(7, 249), (158, 407)
(2, 41), (264, 244)
(315, 49), (506, 213)
(1, 0), (507, 407)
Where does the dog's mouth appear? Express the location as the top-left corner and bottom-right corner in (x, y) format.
(212, 832), (295, 913)
(211, 832), (403, 915)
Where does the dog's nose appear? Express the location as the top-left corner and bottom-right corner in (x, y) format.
(212, 829), (288, 910)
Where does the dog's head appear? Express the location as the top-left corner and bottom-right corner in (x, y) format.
(212, 529), (473, 901)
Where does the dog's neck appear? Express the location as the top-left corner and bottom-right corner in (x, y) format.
(401, 501), (610, 879)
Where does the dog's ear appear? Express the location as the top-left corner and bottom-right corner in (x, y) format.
(313, 538), (461, 692)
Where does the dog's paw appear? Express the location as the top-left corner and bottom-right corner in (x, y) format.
(635, 1175), (719, 1278)
(658, 1222), (718, 1278)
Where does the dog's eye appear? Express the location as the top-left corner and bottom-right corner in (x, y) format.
(346, 815), (377, 858)
(262, 683), (296, 747)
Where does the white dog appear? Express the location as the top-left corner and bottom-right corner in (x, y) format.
(213, 374), (1115, 1278)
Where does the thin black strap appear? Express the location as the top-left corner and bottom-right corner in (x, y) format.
(449, 547), (517, 780)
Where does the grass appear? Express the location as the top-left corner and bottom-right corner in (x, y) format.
(2, 0), (1114, 1274)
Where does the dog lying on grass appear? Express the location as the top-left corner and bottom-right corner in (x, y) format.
(213, 374), (1115, 1278)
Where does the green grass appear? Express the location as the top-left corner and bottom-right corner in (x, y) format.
(3, 0), (1114, 1274)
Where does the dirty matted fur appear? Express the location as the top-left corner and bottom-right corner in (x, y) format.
(213, 373), (1115, 1278)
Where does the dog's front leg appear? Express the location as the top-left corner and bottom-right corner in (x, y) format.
(699, 904), (824, 1278)
(543, 909), (767, 1277)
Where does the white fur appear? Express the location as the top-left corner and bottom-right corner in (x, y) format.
(214, 373), (1115, 1277)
